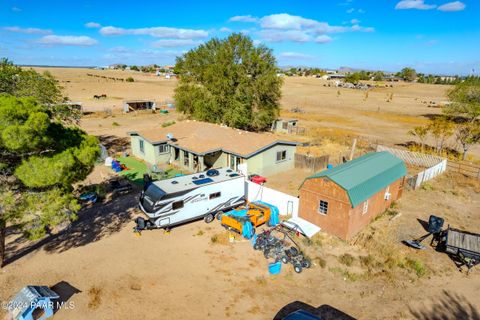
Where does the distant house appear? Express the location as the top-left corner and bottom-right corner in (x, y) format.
(328, 74), (346, 80)
(298, 152), (407, 240)
(123, 100), (156, 113)
(128, 121), (298, 176)
(271, 118), (298, 134)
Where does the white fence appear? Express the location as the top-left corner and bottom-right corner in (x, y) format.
(377, 145), (447, 189)
(245, 181), (299, 217)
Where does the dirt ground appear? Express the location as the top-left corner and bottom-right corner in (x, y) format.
(0, 171), (479, 320)
(2, 67), (478, 319)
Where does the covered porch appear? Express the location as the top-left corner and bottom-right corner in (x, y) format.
(168, 146), (245, 173)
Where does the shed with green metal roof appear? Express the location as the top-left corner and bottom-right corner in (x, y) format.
(298, 152), (407, 240)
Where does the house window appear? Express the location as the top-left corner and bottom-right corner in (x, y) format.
(362, 200), (369, 214)
(139, 139), (145, 154)
(318, 200), (328, 215)
(172, 201), (184, 210)
(158, 144), (169, 154)
(276, 150), (287, 162)
(282, 122), (288, 129)
(209, 192), (221, 200)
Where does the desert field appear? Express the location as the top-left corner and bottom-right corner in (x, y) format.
(30, 67), (479, 158)
(1, 67), (478, 319)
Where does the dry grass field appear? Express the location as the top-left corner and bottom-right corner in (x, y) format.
(1, 67), (477, 319)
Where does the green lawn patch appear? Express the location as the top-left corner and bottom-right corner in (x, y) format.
(117, 157), (184, 185)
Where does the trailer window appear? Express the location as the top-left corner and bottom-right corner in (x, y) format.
(172, 201), (184, 210)
(318, 200), (328, 215)
(209, 192), (221, 200)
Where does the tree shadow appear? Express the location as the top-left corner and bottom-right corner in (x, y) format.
(98, 135), (130, 153)
(50, 281), (81, 313)
(273, 301), (356, 320)
(4, 191), (138, 266)
(409, 290), (480, 320)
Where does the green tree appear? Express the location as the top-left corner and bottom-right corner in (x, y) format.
(408, 125), (429, 152)
(455, 122), (480, 160)
(373, 71), (384, 81)
(0, 95), (99, 266)
(345, 73), (361, 84)
(399, 67), (417, 82)
(427, 117), (455, 154)
(0, 58), (80, 124)
(174, 33), (282, 131)
(445, 77), (480, 123)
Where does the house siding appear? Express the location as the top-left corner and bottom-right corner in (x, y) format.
(299, 176), (404, 240)
(130, 135), (157, 164)
(247, 144), (296, 176)
(346, 177), (404, 239)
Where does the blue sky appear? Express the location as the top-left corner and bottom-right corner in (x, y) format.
(0, 0), (478, 74)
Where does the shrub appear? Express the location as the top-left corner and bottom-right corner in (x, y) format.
(315, 256), (327, 268)
(161, 121), (176, 128)
(359, 254), (376, 268)
(405, 258), (427, 277)
(338, 253), (355, 267)
(112, 121), (120, 126)
(126, 77), (134, 82)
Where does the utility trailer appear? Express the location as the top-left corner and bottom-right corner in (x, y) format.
(443, 227), (480, 273)
(135, 168), (245, 231)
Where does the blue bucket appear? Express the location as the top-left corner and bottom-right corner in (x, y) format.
(327, 164), (333, 169)
(268, 261), (282, 275)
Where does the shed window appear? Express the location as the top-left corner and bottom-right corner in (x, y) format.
(276, 150), (287, 162)
(158, 144), (169, 154)
(282, 122), (288, 129)
(139, 139), (145, 154)
(362, 200), (369, 214)
(209, 192), (221, 200)
(318, 200), (328, 215)
(172, 201), (184, 210)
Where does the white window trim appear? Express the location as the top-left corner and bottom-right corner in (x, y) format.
(158, 144), (169, 154)
(362, 200), (369, 214)
(139, 139), (145, 154)
(318, 200), (328, 215)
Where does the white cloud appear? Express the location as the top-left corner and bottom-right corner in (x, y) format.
(36, 35), (98, 46)
(347, 8), (365, 13)
(3, 26), (52, 35)
(260, 13), (319, 30)
(351, 19), (360, 24)
(219, 27), (232, 32)
(425, 39), (438, 46)
(315, 35), (333, 43)
(351, 25), (375, 32)
(229, 15), (259, 22)
(99, 26), (208, 39)
(258, 29), (311, 42)
(152, 39), (202, 48)
(11, 6), (21, 12)
(85, 22), (101, 28)
(279, 52), (314, 59)
(395, 0), (436, 10)
(347, 8), (355, 13)
(438, 1), (465, 11)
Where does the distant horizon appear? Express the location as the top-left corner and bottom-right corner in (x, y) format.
(17, 63), (472, 77)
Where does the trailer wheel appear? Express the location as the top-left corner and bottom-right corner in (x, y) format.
(204, 214), (214, 223)
(302, 258), (312, 268)
(294, 264), (303, 273)
(281, 256), (289, 264)
(215, 211), (224, 220)
(264, 250), (270, 259)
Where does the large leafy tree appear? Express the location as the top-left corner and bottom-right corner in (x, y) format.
(0, 94), (99, 267)
(174, 34), (282, 131)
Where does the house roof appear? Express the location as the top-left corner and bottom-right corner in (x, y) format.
(302, 152), (407, 208)
(129, 121), (298, 158)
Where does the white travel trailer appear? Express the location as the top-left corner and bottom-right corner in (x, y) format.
(136, 168), (245, 230)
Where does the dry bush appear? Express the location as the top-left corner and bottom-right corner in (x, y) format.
(210, 231), (232, 245)
(338, 253), (355, 266)
(88, 286), (102, 310)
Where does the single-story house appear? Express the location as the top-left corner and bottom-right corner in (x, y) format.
(271, 118), (298, 134)
(298, 152), (407, 240)
(128, 121), (298, 176)
(123, 100), (156, 113)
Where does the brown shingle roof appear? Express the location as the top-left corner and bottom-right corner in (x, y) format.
(129, 120), (297, 158)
